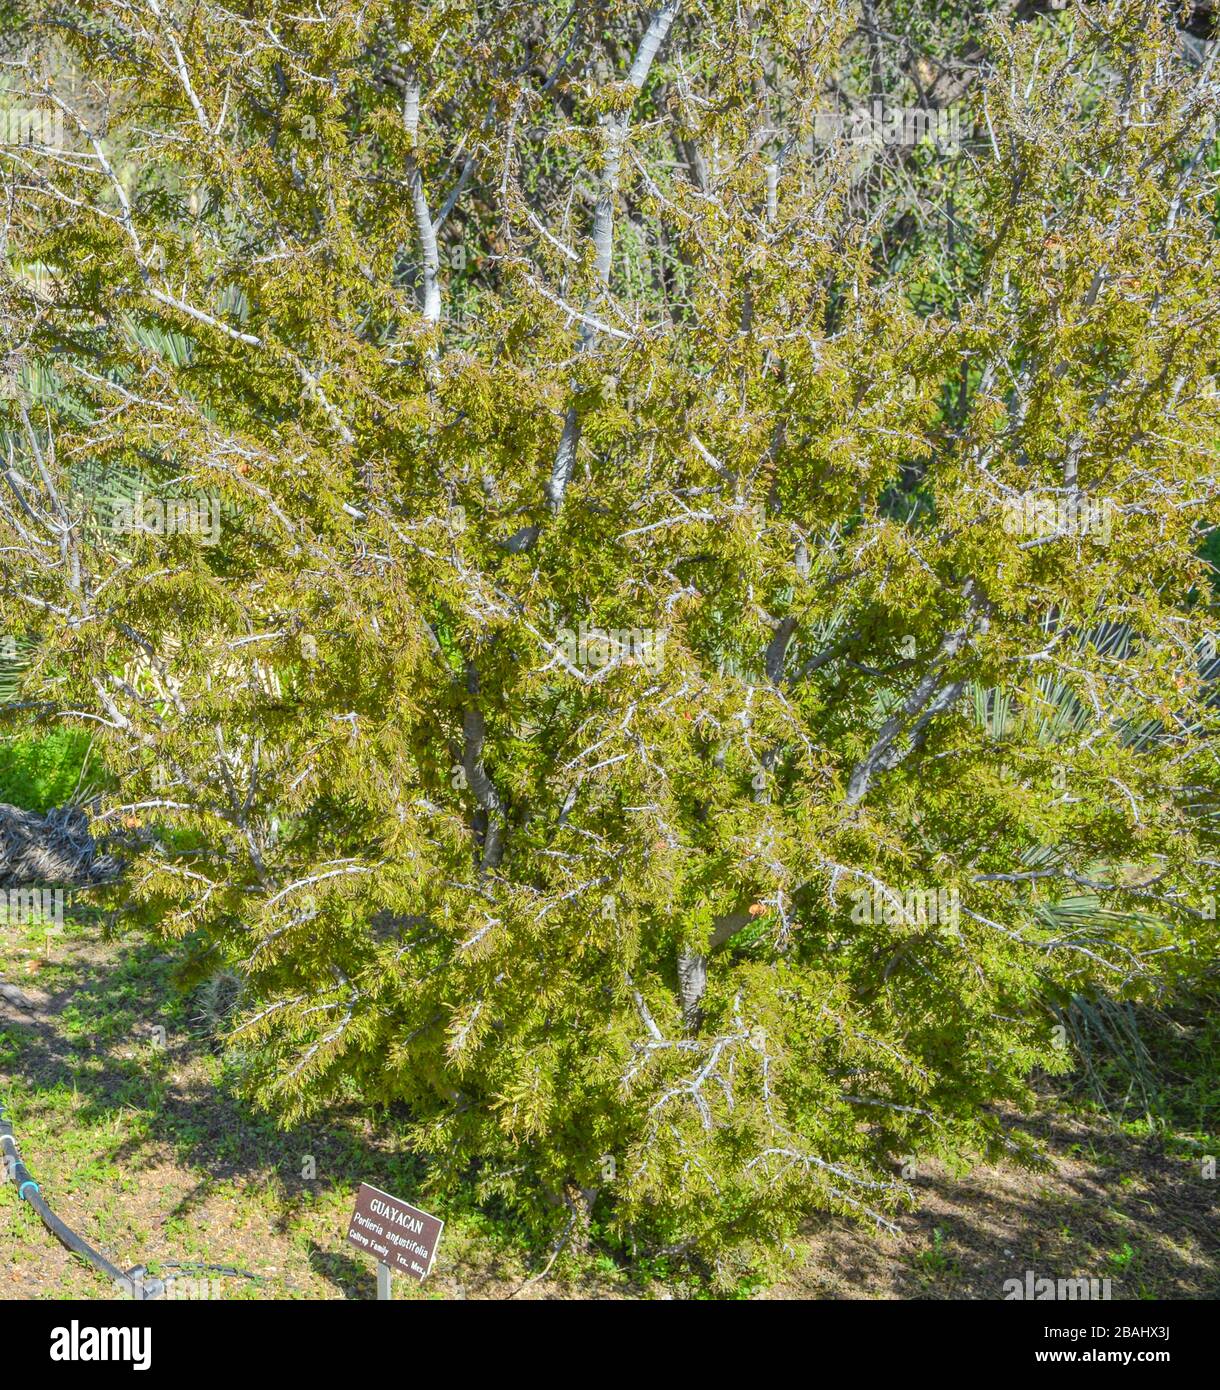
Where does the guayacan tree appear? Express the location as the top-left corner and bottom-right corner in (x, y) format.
(3, 0), (1220, 1281)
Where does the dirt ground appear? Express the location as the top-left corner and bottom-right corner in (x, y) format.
(2, 920), (1216, 1301)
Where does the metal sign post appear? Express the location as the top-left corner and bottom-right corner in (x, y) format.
(376, 1261), (393, 1301)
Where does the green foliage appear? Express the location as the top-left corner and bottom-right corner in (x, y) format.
(1057, 979), (1220, 1141)
(2, 0), (1220, 1285)
(0, 729), (94, 811)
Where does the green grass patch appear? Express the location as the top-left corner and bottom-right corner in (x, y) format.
(0, 729), (95, 811)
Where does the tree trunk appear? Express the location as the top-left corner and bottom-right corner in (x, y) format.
(677, 949), (707, 1034)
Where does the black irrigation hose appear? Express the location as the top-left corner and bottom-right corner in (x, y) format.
(1, 1097), (263, 1299)
(2, 1096), (162, 1298)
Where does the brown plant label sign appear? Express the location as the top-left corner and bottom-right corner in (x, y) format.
(346, 1182), (444, 1283)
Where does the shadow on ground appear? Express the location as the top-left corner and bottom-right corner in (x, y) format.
(2, 919), (1217, 1300)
